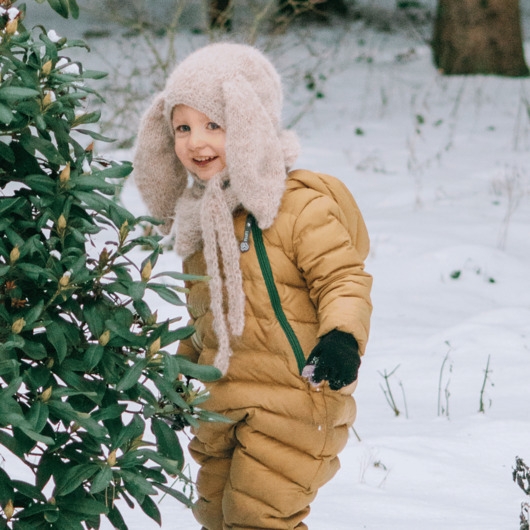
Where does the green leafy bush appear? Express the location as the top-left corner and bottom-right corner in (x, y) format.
(0, 2), (223, 528)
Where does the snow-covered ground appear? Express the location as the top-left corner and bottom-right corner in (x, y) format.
(18, 1), (530, 528)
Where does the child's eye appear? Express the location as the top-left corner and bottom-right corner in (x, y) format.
(175, 124), (190, 134)
(207, 122), (221, 130)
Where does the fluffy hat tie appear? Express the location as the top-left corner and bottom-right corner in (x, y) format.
(200, 174), (245, 372)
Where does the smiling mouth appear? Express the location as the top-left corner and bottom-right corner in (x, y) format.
(193, 156), (217, 167)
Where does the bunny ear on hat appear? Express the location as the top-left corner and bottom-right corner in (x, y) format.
(222, 75), (299, 230)
(133, 93), (188, 235)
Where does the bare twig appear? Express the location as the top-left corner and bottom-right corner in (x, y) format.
(437, 342), (453, 418)
(378, 365), (402, 417)
(478, 354), (493, 413)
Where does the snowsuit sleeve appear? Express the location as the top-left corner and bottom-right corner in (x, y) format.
(292, 194), (372, 354)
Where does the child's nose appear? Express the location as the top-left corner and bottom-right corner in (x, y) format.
(188, 130), (206, 149)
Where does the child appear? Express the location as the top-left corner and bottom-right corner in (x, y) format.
(133, 43), (372, 530)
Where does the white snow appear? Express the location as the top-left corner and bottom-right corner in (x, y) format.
(7, 7), (19, 21)
(55, 57), (80, 75)
(10, 2), (530, 528)
(47, 29), (61, 42)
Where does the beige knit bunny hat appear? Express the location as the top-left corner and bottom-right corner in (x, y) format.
(134, 42), (300, 235)
(134, 43), (299, 373)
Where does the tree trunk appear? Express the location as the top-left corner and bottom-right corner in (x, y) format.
(281, 0), (348, 16)
(432, 0), (529, 76)
(209, 0), (232, 31)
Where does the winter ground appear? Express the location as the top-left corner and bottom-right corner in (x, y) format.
(21, 1), (530, 528)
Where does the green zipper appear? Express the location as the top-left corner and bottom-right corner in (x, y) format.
(249, 215), (306, 374)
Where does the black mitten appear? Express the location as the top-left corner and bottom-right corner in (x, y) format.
(305, 330), (361, 390)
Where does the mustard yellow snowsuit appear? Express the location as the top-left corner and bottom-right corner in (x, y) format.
(178, 170), (373, 529)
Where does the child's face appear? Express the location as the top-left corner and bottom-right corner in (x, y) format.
(172, 104), (226, 181)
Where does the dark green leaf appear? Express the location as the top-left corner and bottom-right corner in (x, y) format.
(153, 482), (193, 508)
(140, 494), (161, 526)
(103, 281), (129, 297)
(0, 430), (25, 459)
(132, 299), (152, 322)
(91, 404), (126, 422)
(23, 300), (45, 326)
(47, 400), (107, 439)
(0, 468), (14, 505)
(0, 86), (40, 101)
(163, 352), (179, 382)
(56, 496), (108, 515)
(10, 425), (44, 458)
(0, 197), (25, 217)
(19, 134), (65, 165)
(92, 163), (133, 180)
(15, 263), (47, 281)
(151, 418), (184, 463)
(83, 303), (106, 337)
(71, 111), (100, 126)
(45, 509), (60, 523)
(0, 140), (15, 164)
(46, 0), (69, 17)
(81, 69), (108, 80)
(73, 190), (111, 212)
(55, 511), (85, 529)
(197, 409), (232, 424)
(120, 469), (156, 496)
(0, 337), (24, 356)
(128, 282), (146, 301)
(151, 271), (209, 282)
(76, 128), (115, 142)
(107, 504), (128, 530)
(106, 202), (136, 227)
(22, 174), (56, 195)
(0, 360), (18, 377)
(12, 480), (47, 503)
(0, 103), (13, 125)
(106, 306), (131, 329)
(146, 283), (186, 306)
(54, 463), (99, 496)
(46, 321), (67, 364)
(36, 452), (61, 491)
(72, 175), (117, 194)
(116, 358), (149, 392)
(67, 0), (80, 19)
(0, 376), (23, 399)
(21, 339), (48, 361)
(105, 320), (144, 348)
(26, 401), (49, 433)
(149, 373), (188, 409)
(16, 501), (59, 520)
(18, 426), (54, 446)
(35, 114), (48, 131)
(134, 449), (182, 476)
(83, 344), (104, 371)
(113, 415), (144, 450)
(160, 325), (195, 348)
(24, 365), (50, 390)
(177, 356), (222, 382)
(89, 466), (112, 495)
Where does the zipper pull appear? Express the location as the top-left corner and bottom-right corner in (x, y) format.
(240, 215), (253, 252)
